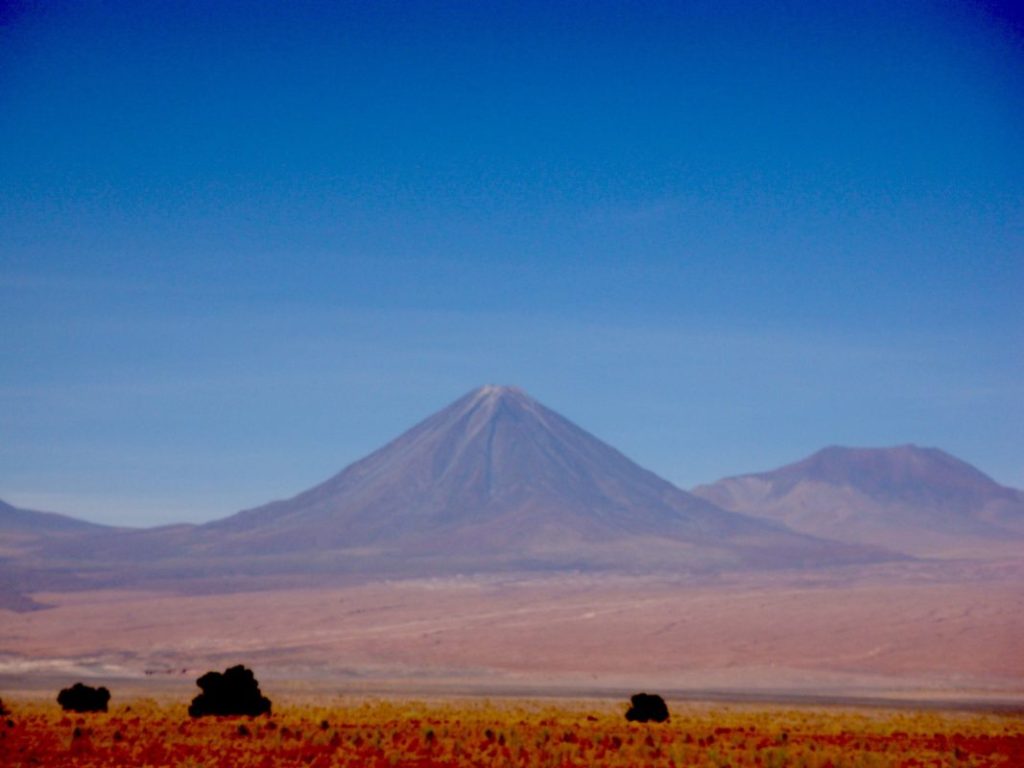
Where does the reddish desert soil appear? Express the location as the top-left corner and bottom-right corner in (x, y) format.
(3, 697), (1023, 768)
(1, 561), (1022, 699)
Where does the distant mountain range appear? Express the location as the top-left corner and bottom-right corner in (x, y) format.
(0, 387), (885, 589)
(693, 445), (1024, 557)
(2, 386), (1021, 603)
(195, 385), (882, 571)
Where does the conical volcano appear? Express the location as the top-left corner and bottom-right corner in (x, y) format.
(199, 386), (887, 573)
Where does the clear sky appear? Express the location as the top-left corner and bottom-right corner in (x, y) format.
(2, 1), (1022, 526)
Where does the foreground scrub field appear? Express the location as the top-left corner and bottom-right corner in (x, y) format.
(1, 698), (1021, 767)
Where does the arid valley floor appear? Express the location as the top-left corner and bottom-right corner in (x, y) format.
(4, 560), (1022, 705)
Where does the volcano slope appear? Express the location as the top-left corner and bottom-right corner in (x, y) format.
(193, 385), (889, 575)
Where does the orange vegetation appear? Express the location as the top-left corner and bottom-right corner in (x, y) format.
(1, 697), (1021, 767)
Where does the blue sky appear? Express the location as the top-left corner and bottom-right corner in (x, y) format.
(2, 1), (1022, 525)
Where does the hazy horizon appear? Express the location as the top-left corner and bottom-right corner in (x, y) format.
(2, 1), (1022, 526)
(3, 384), (1021, 531)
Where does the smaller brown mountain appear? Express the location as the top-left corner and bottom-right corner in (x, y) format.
(693, 445), (1024, 558)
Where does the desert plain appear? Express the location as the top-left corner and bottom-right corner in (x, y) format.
(3, 559), (1022, 706)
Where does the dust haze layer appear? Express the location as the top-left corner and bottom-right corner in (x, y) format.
(693, 445), (1024, 557)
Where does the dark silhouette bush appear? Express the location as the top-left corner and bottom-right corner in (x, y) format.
(625, 692), (669, 722)
(188, 665), (271, 717)
(57, 683), (110, 713)
(0, 696), (8, 716)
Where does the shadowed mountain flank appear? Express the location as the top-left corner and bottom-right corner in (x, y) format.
(693, 445), (1024, 557)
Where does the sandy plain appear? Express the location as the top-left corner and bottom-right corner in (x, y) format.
(3, 559), (1022, 706)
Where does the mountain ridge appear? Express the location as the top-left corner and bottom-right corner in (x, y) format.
(6, 419), (1021, 567)
(199, 385), (867, 571)
(3, 386), (893, 589)
(693, 444), (1024, 557)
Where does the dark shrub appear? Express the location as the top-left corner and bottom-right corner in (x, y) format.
(625, 692), (669, 723)
(188, 664), (271, 717)
(57, 683), (110, 713)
